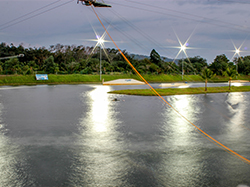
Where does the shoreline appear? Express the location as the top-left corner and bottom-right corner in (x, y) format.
(0, 74), (249, 86)
(0, 75), (249, 97)
(108, 86), (250, 96)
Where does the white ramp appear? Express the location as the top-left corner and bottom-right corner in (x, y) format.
(103, 79), (145, 85)
(159, 83), (188, 87)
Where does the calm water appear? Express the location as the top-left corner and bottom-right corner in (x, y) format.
(0, 84), (250, 187)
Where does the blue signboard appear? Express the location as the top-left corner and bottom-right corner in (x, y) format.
(36, 74), (48, 80)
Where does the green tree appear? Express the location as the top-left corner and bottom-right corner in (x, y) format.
(187, 56), (208, 73)
(0, 65), (3, 74)
(81, 67), (92, 74)
(65, 61), (80, 73)
(149, 63), (160, 73)
(226, 67), (237, 90)
(150, 49), (162, 67)
(235, 56), (250, 75)
(200, 68), (215, 91)
(4, 58), (20, 74)
(209, 54), (229, 75)
(44, 56), (58, 74)
(178, 56), (208, 74)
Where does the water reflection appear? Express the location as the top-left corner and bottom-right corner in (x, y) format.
(166, 95), (200, 145)
(88, 86), (112, 133)
(224, 93), (248, 144)
(70, 86), (127, 186)
(158, 95), (206, 186)
(157, 93), (250, 186)
(0, 102), (31, 186)
(231, 82), (243, 87)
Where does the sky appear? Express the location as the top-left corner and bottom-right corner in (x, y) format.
(0, 0), (250, 63)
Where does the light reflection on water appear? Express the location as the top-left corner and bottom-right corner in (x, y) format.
(0, 102), (32, 186)
(166, 95), (200, 146)
(231, 83), (243, 87)
(225, 93), (246, 139)
(0, 85), (250, 186)
(70, 86), (127, 186)
(157, 95), (206, 186)
(221, 92), (250, 169)
(89, 86), (113, 133)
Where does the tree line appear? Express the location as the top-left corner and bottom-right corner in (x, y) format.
(0, 42), (249, 76)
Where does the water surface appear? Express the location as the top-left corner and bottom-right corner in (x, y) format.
(0, 84), (249, 186)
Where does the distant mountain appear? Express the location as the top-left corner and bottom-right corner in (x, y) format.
(161, 57), (176, 63)
(129, 54), (149, 60)
(129, 53), (177, 63)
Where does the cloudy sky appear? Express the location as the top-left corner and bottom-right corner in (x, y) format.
(0, 0), (250, 63)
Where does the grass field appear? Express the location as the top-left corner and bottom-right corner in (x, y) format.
(0, 74), (249, 96)
(108, 86), (250, 96)
(0, 74), (249, 86)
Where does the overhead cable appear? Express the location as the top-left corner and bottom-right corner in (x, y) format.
(0, 0), (74, 31)
(106, 0), (250, 33)
(91, 5), (250, 165)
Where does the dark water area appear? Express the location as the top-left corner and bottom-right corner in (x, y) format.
(0, 84), (250, 186)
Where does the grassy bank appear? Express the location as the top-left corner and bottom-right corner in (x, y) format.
(0, 74), (249, 86)
(0, 74), (102, 86)
(109, 86), (250, 96)
(0, 74), (140, 86)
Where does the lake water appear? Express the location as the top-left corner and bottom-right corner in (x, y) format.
(0, 84), (250, 187)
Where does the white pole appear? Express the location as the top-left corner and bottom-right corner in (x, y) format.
(100, 45), (102, 81)
(182, 52), (183, 80)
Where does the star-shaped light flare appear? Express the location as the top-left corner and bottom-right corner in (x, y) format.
(172, 30), (194, 64)
(229, 40), (247, 77)
(230, 41), (244, 62)
(82, 23), (112, 62)
(88, 31), (111, 62)
(166, 29), (199, 78)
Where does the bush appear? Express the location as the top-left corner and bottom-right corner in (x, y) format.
(81, 67), (92, 74)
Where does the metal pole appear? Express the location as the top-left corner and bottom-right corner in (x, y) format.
(236, 61), (238, 79)
(182, 52), (183, 80)
(100, 46), (102, 81)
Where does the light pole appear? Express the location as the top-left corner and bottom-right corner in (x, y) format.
(182, 52), (184, 80)
(235, 49), (240, 79)
(97, 37), (104, 81)
(86, 33), (109, 81)
(100, 45), (102, 81)
(231, 48), (241, 79)
(181, 45), (186, 80)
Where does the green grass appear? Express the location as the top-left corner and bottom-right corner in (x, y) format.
(108, 86), (250, 96)
(0, 74), (249, 86)
(0, 74), (102, 86)
(0, 74), (140, 86)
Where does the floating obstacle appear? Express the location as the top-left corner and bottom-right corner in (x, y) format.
(103, 79), (145, 85)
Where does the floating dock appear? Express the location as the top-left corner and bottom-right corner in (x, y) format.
(103, 79), (145, 85)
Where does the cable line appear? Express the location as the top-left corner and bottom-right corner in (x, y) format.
(0, 0), (74, 31)
(218, 0), (250, 4)
(91, 5), (250, 165)
(124, 0), (249, 31)
(0, 0), (63, 29)
(108, 8), (175, 57)
(86, 3), (250, 136)
(107, 0), (250, 33)
(95, 9), (151, 53)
